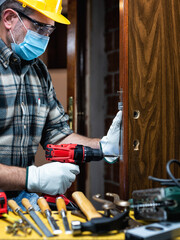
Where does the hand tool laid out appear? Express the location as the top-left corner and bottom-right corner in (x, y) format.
(37, 197), (62, 235)
(106, 192), (131, 209)
(0, 192), (31, 236)
(42, 193), (78, 211)
(0, 191), (22, 223)
(0, 191), (8, 217)
(8, 199), (42, 237)
(129, 160), (180, 222)
(92, 193), (143, 230)
(105, 188), (180, 222)
(125, 221), (180, 240)
(92, 193), (130, 217)
(2, 213), (22, 223)
(71, 191), (129, 235)
(46, 144), (119, 164)
(129, 186), (180, 222)
(22, 198), (54, 237)
(6, 221), (32, 237)
(56, 197), (72, 234)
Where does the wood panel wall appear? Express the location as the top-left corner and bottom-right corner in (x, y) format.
(127, 0), (180, 195)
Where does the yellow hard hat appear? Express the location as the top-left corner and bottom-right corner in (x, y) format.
(17, 0), (70, 24)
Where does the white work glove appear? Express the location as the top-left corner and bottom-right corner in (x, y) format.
(100, 110), (122, 163)
(26, 162), (80, 195)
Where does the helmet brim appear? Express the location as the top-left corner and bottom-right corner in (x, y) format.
(38, 10), (70, 25)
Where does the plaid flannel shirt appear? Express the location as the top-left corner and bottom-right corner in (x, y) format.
(0, 39), (73, 168)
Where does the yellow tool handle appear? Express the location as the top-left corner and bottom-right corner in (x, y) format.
(22, 198), (32, 211)
(37, 197), (51, 215)
(72, 191), (102, 221)
(56, 197), (67, 213)
(2, 213), (21, 223)
(8, 200), (20, 215)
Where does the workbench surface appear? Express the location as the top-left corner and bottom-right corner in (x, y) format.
(2, 211), (180, 240)
(0, 211), (125, 240)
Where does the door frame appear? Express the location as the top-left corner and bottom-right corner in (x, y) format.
(67, 0), (87, 193)
(119, 0), (129, 200)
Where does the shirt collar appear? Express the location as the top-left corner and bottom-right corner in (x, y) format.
(0, 38), (37, 68)
(0, 38), (21, 67)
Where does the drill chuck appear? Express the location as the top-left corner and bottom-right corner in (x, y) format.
(83, 146), (103, 162)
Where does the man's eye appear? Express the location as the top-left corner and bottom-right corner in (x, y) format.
(32, 23), (39, 30)
(38, 27), (45, 34)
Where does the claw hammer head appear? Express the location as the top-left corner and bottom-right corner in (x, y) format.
(71, 210), (129, 235)
(71, 191), (129, 235)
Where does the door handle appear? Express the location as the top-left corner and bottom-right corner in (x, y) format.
(68, 96), (73, 130)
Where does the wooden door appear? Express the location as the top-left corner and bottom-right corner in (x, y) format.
(119, 0), (180, 199)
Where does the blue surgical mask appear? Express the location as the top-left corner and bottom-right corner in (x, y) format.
(11, 29), (49, 61)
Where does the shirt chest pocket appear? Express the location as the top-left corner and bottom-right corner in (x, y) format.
(30, 98), (50, 144)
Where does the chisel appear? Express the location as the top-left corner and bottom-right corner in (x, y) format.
(22, 198), (54, 237)
(37, 197), (62, 235)
(56, 197), (72, 234)
(8, 199), (42, 237)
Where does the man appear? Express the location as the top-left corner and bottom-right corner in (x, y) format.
(0, 0), (122, 210)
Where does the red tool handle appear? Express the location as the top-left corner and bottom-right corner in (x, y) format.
(43, 194), (70, 205)
(0, 191), (8, 216)
(42, 194), (78, 210)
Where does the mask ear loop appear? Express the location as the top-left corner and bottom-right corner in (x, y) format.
(16, 13), (28, 32)
(10, 29), (16, 44)
(10, 12), (28, 44)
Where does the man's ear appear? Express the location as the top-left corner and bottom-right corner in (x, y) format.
(2, 9), (18, 30)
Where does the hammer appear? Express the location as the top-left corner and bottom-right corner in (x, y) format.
(71, 191), (129, 235)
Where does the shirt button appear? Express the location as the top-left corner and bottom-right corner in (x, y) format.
(24, 125), (26, 129)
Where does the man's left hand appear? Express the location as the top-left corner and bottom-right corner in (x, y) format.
(100, 110), (122, 163)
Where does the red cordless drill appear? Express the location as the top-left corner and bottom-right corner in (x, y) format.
(44, 144), (118, 210)
(46, 144), (118, 164)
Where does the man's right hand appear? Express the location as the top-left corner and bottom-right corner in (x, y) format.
(26, 162), (80, 195)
